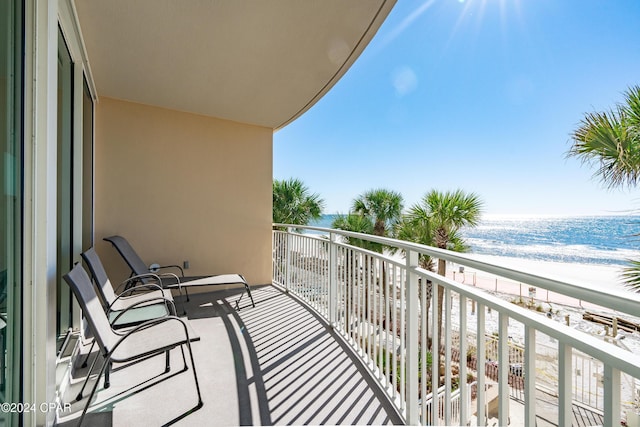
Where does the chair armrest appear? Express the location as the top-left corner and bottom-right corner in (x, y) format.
(109, 296), (177, 327)
(155, 272), (183, 290)
(156, 272), (181, 282)
(115, 283), (164, 298)
(155, 265), (185, 277)
(115, 273), (164, 293)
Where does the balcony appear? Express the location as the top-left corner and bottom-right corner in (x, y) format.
(58, 225), (640, 426)
(57, 284), (402, 426)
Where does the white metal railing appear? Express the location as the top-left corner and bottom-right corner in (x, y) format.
(272, 224), (640, 426)
(420, 382), (474, 425)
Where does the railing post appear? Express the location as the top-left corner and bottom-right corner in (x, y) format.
(558, 342), (572, 427)
(431, 274), (440, 426)
(524, 326), (536, 427)
(498, 313), (510, 426)
(603, 364), (621, 427)
(405, 249), (419, 425)
(444, 288), (452, 425)
(459, 295), (469, 426)
(329, 232), (337, 327)
(285, 227), (293, 293)
(476, 304), (486, 427)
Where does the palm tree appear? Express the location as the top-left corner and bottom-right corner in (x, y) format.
(405, 189), (483, 348)
(396, 215), (436, 345)
(396, 215), (435, 271)
(272, 178), (324, 285)
(567, 85), (640, 290)
(332, 213), (380, 252)
(334, 190), (403, 335)
(351, 188), (404, 299)
(352, 188), (404, 238)
(332, 213), (379, 323)
(273, 178), (324, 227)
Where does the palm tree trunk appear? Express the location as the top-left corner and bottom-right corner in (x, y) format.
(418, 278), (432, 346)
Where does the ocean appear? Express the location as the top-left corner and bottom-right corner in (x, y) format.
(308, 214), (640, 267)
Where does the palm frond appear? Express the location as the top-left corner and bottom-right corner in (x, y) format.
(351, 188), (404, 237)
(568, 85), (640, 189)
(332, 213), (382, 253)
(273, 178), (325, 227)
(622, 259), (640, 292)
(397, 189), (482, 265)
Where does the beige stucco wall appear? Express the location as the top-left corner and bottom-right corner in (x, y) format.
(94, 97), (273, 287)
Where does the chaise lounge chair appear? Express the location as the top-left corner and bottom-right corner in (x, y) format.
(63, 263), (203, 425)
(103, 235), (255, 311)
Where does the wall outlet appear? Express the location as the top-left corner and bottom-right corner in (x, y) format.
(183, 260), (190, 269)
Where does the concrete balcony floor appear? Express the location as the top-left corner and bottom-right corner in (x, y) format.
(58, 285), (403, 426)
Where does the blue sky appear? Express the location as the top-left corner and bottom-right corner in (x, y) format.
(273, 0), (640, 216)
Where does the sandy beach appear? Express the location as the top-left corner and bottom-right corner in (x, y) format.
(443, 252), (640, 351)
(442, 253), (640, 353)
(464, 254), (624, 289)
(446, 253), (630, 311)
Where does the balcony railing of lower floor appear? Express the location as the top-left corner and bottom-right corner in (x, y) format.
(272, 224), (640, 426)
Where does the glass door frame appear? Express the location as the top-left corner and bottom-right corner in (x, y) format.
(0, 0), (23, 424)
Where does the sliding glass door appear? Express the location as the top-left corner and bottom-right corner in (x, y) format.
(57, 28), (74, 351)
(0, 0), (23, 423)
(82, 79), (93, 251)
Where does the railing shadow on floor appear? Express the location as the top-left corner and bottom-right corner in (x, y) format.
(181, 285), (403, 425)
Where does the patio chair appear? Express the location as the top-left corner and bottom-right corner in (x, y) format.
(81, 247), (176, 328)
(103, 235), (255, 310)
(79, 247), (179, 375)
(63, 264), (203, 425)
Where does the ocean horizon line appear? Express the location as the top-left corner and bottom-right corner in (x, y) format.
(307, 214), (640, 268)
(317, 212), (640, 219)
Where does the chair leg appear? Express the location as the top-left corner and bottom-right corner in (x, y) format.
(184, 341), (203, 408)
(79, 357), (111, 426)
(104, 361), (112, 388)
(76, 350), (101, 401)
(165, 350), (171, 373)
(177, 288), (187, 316)
(81, 340), (96, 368)
(235, 284), (255, 310)
(245, 284), (255, 308)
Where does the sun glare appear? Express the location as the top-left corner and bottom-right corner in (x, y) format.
(377, 0), (526, 59)
(447, 0), (525, 51)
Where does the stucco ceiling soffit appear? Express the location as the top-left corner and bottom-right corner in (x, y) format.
(73, 0), (396, 129)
